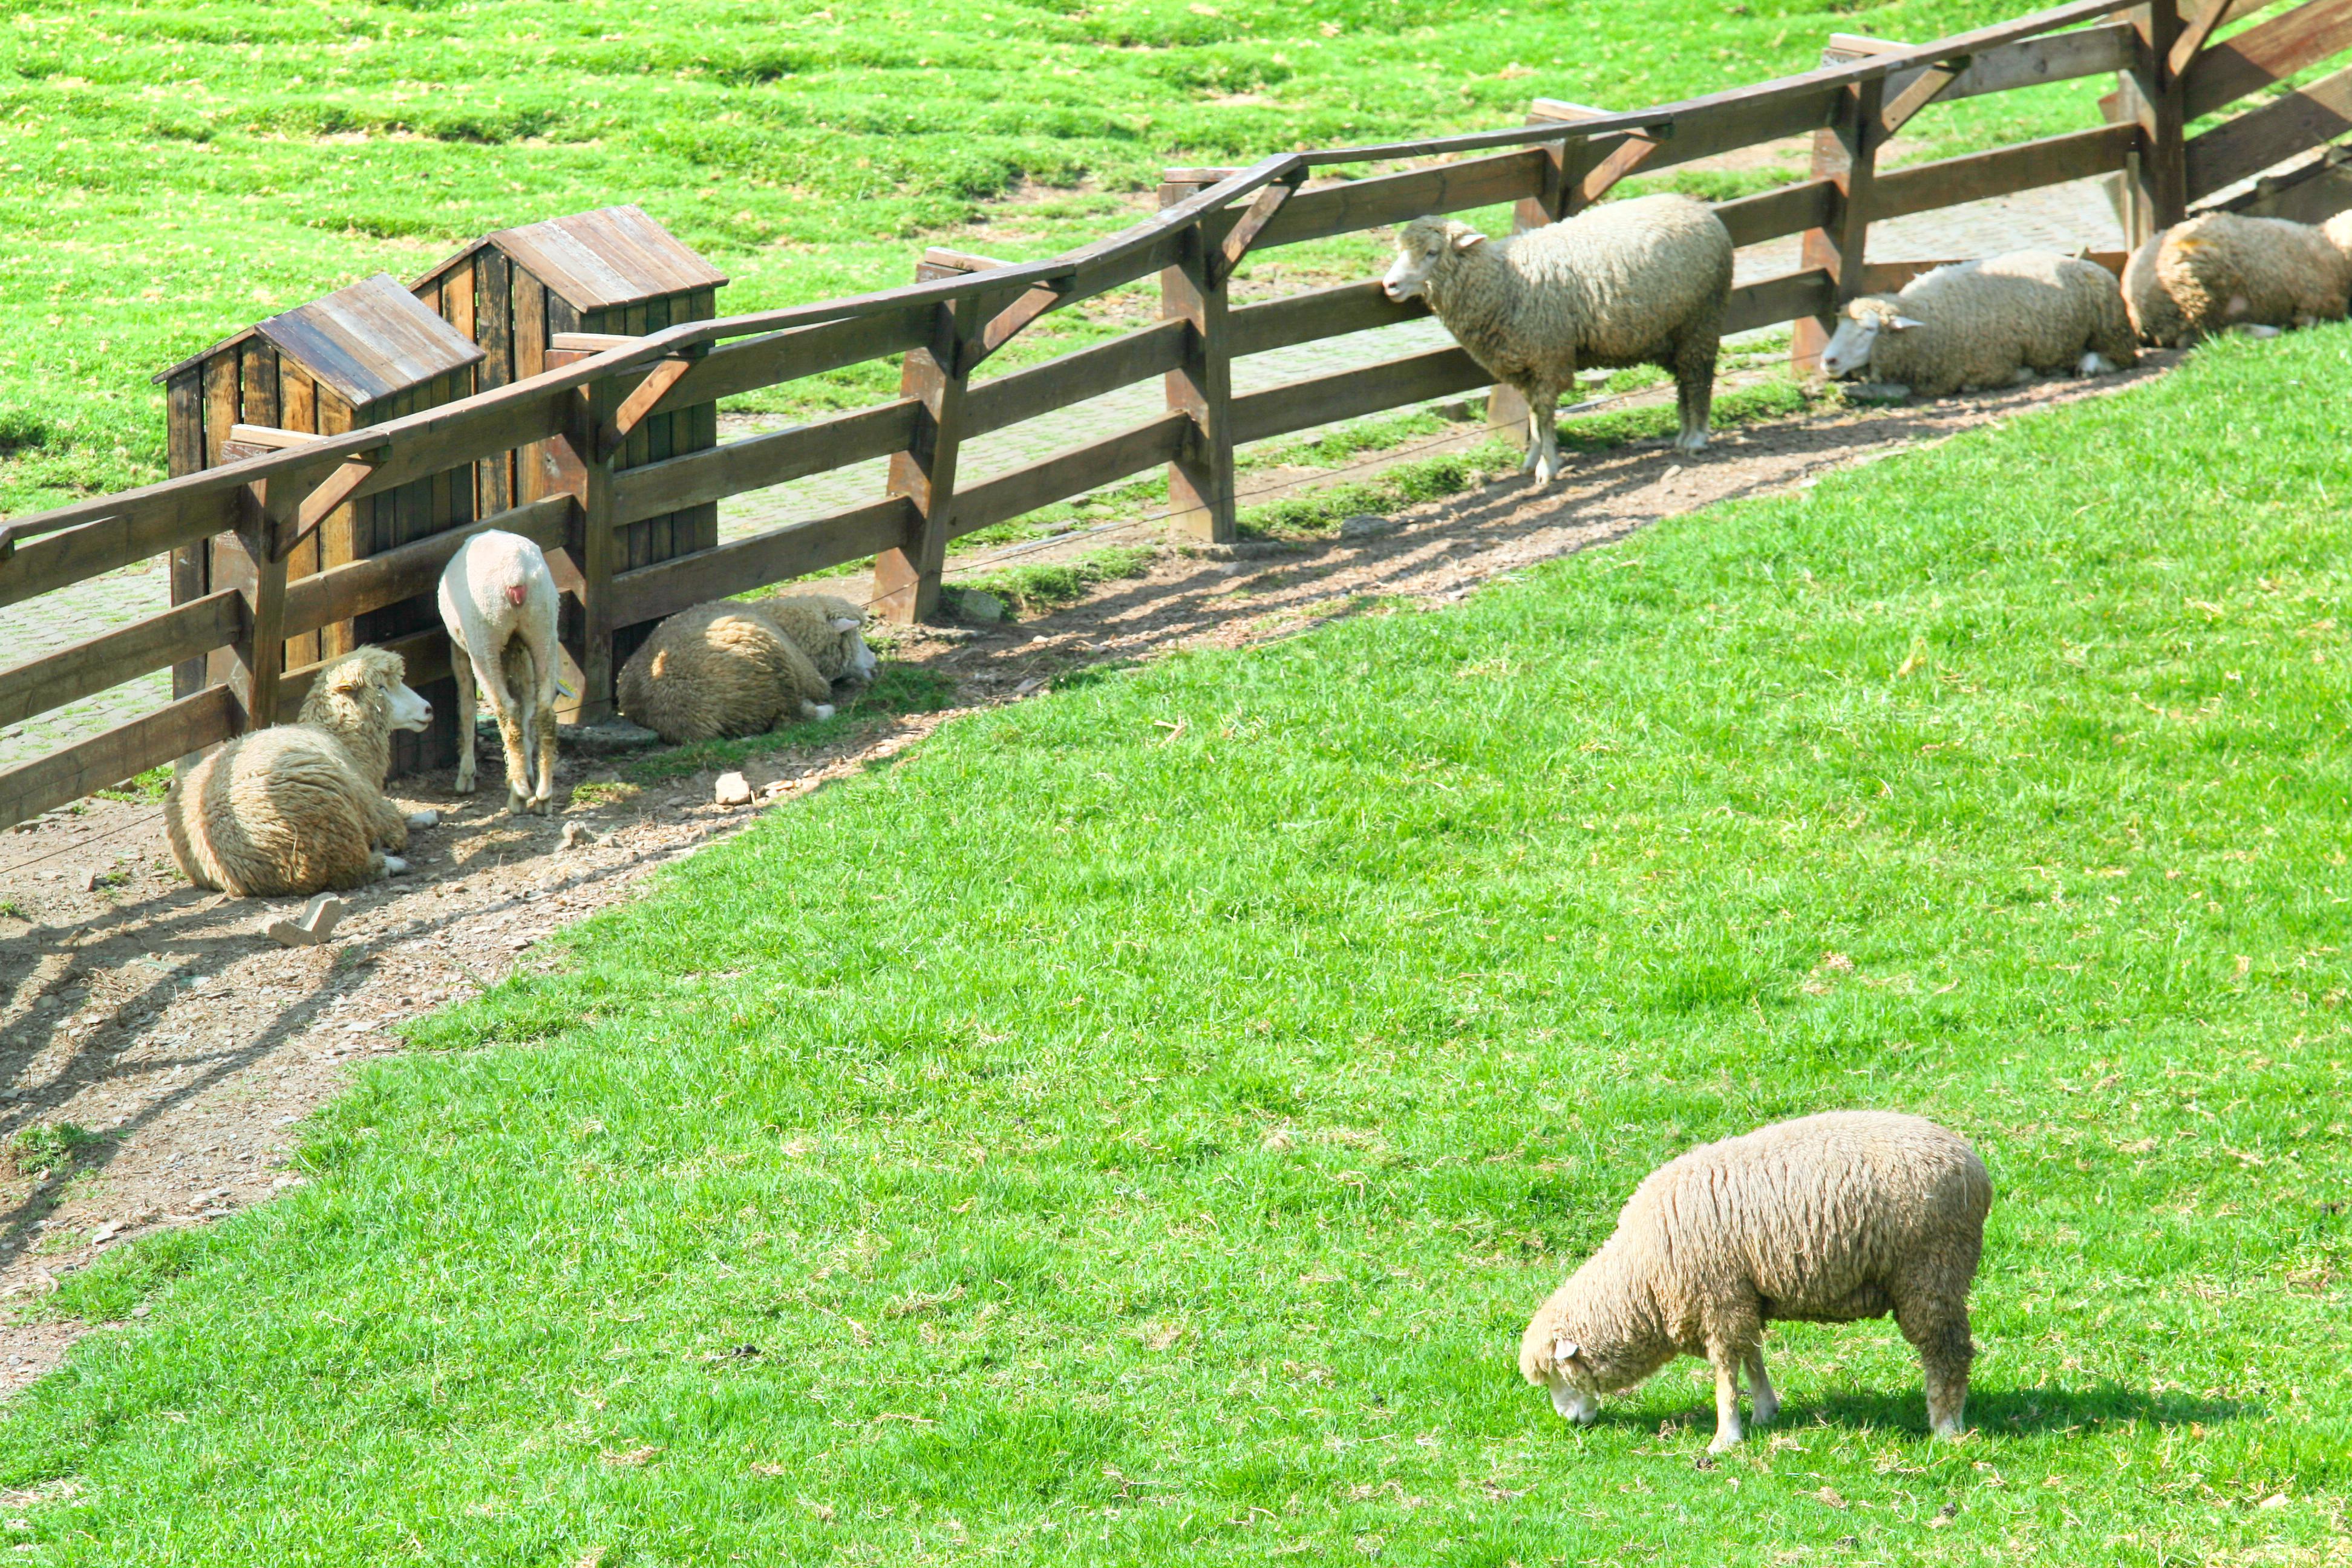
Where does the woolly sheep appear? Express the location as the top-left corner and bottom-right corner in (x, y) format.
(1819, 250), (2138, 399)
(1518, 1111), (1990, 1454)
(438, 528), (561, 815)
(616, 592), (878, 745)
(164, 647), (434, 898)
(2122, 210), (2352, 346)
(1382, 194), (1734, 483)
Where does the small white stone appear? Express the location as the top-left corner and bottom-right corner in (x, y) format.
(714, 772), (754, 808)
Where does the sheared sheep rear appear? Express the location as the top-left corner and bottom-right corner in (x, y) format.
(618, 593), (878, 745)
(2123, 210), (2352, 345)
(1383, 194), (1733, 483)
(1519, 1111), (1990, 1453)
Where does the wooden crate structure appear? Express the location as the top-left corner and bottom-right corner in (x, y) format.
(410, 205), (728, 675)
(155, 273), (485, 776)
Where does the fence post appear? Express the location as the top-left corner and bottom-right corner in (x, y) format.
(1498, 103), (1609, 446)
(1793, 45), (1890, 373)
(873, 250), (991, 624)
(540, 365), (622, 721)
(221, 477), (295, 731)
(2123, 0), (2188, 243)
(1158, 171), (1237, 545)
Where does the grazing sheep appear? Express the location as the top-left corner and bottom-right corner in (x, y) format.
(1382, 194), (1734, 483)
(1519, 1111), (1991, 1454)
(1819, 251), (2138, 398)
(2122, 210), (2352, 346)
(437, 529), (561, 815)
(616, 593), (878, 745)
(164, 647), (434, 898)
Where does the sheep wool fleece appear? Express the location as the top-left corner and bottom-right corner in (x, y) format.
(618, 593), (864, 744)
(1519, 1111), (1990, 1450)
(1848, 252), (2137, 397)
(163, 647), (419, 898)
(2125, 211), (2352, 345)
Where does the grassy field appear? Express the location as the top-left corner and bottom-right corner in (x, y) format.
(0, 0), (2146, 521)
(5, 318), (2348, 1562)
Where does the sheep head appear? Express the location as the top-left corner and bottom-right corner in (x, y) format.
(1383, 217), (1487, 304)
(2324, 211), (2352, 260)
(806, 594), (879, 685)
(298, 647), (432, 784)
(1820, 295), (1922, 379)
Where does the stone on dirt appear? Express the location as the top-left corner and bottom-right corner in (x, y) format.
(260, 894), (347, 948)
(958, 589), (1008, 624)
(714, 772), (754, 808)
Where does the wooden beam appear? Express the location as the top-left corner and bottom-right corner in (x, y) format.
(2129, 0), (2190, 238)
(2181, 0), (2352, 118)
(607, 497), (912, 630)
(951, 413), (1192, 539)
(1227, 283), (1429, 359)
(1578, 130), (1671, 205)
(1795, 63), (1887, 371)
(1159, 177), (1236, 544)
(1870, 120), (2140, 218)
(0, 687), (240, 832)
(0, 590), (244, 731)
(872, 253), (988, 624)
(549, 332), (647, 354)
(963, 319), (1190, 437)
(599, 353), (699, 460)
(1215, 169), (1305, 280)
(1880, 62), (1964, 132)
(607, 400), (919, 526)
(2186, 59), (2352, 198)
(1229, 346), (1489, 447)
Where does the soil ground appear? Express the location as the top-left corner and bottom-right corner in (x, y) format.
(0, 353), (2177, 1391)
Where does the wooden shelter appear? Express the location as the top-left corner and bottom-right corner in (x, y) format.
(410, 206), (728, 668)
(156, 272), (486, 773)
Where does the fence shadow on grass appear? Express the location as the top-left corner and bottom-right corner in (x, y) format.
(1803, 1380), (2258, 1439)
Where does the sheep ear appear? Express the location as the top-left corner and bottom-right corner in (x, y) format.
(1553, 1337), (1579, 1364)
(1889, 316), (1926, 332)
(1452, 230), (1488, 252)
(829, 616), (861, 633)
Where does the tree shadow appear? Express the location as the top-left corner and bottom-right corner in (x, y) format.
(1802, 1381), (2257, 1439)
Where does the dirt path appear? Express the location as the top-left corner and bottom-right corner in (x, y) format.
(0, 356), (2176, 1388)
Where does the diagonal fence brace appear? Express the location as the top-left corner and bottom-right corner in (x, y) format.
(1212, 168), (1308, 284)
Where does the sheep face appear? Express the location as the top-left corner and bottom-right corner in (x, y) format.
(832, 615), (878, 684)
(1383, 217), (1485, 302)
(1518, 1307), (1602, 1423)
(1820, 299), (1921, 379)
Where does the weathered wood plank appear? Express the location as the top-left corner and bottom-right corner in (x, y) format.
(279, 495), (573, 641)
(964, 319), (1189, 437)
(1715, 178), (1839, 246)
(1724, 267), (1835, 335)
(2184, 0), (2352, 118)
(648, 306), (935, 416)
(1884, 20), (2135, 110)
(0, 685), (241, 831)
(952, 413), (1192, 538)
(1872, 120), (2138, 219)
(1251, 149), (1549, 251)
(1227, 282), (1431, 358)
(2186, 59), (2352, 198)
(607, 400), (918, 526)
(0, 590), (244, 730)
(605, 498), (913, 629)
(1229, 346), (1489, 447)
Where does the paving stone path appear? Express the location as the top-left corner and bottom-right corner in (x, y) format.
(1, 177), (2126, 776)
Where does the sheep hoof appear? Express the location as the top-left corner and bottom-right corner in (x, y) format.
(1673, 430), (1710, 455)
(1751, 1396), (1779, 1428)
(404, 809), (440, 831)
(382, 855), (410, 877)
(1707, 1431), (1742, 1455)
(808, 702), (837, 722)
(452, 773), (478, 795)
(1518, 447), (1541, 476)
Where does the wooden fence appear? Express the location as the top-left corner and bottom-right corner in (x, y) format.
(4, 0), (2350, 829)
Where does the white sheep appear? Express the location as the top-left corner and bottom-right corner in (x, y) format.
(1819, 251), (2138, 399)
(616, 593), (878, 745)
(437, 529), (561, 815)
(1519, 1111), (1991, 1454)
(164, 647), (434, 898)
(2122, 210), (2352, 346)
(1382, 194), (1734, 483)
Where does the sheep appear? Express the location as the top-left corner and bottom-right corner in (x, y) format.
(2122, 210), (2352, 346)
(164, 647), (434, 898)
(616, 592), (879, 745)
(1382, 194), (1734, 484)
(1818, 250), (2138, 399)
(437, 529), (560, 815)
(1518, 1111), (1991, 1454)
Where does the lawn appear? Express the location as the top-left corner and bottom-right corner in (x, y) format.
(1, 0), (2155, 520)
(4, 316), (2347, 1563)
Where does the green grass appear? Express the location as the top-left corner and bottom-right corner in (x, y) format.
(90, 766), (171, 805)
(6, 1124), (103, 1180)
(618, 662), (960, 783)
(1, 0), (2156, 521)
(944, 543), (1158, 619)
(7, 323), (2350, 1564)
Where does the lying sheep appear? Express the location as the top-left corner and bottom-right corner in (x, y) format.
(1519, 1111), (1990, 1453)
(438, 528), (560, 815)
(617, 593), (878, 745)
(1819, 251), (2138, 398)
(1382, 194), (1734, 483)
(165, 647), (434, 898)
(2123, 210), (2352, 345)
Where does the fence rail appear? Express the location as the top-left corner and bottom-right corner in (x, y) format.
(5, 0), (2351, 830)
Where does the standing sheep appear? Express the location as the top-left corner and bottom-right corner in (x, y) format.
(1818, 251), (2138, 398)
(1518, 1111), (1990, 1453)
(438, 529), (561, 815)
(2122, 210), (2352, 345)
(164, 647), (435, 898)
(1382, 194), (1734, 483)
(617, 593), (878, 745)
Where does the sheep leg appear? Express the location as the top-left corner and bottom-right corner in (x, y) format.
(1705, 1341), (1746, 1453)
(1673, 334), (1718, 454)
(1742, 1344), (1779, 1428)
(518, 631), (560, 814)
(1894, 1292), (1974, 1441)
(1529, 390), (1564, 485)
(450, 640), (479, 795)
(474, 639), (534, 815)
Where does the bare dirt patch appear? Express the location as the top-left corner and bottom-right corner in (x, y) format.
(0, 353), (2176, 1384)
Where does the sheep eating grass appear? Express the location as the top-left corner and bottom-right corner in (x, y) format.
(164, 647), (433, 898)
(1520, 1111), (1990, 1454)
(1382, 194), (1733, 484)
